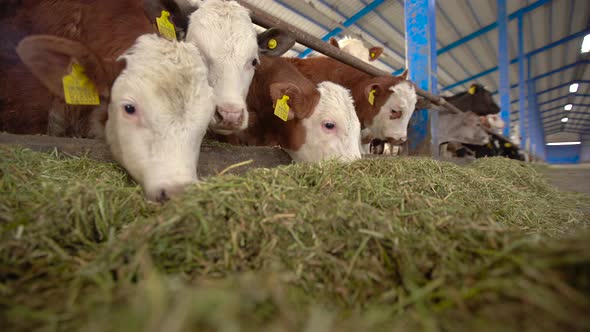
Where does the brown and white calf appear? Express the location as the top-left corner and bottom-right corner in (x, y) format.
(328, 36), (384, 64)
(3, 0), (217, 201)
(221, 56), (362, 163)
(284, 56), (417, 153)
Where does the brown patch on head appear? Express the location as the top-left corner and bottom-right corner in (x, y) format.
(353, 75), (407, 128)
(368, 46), (383, 61)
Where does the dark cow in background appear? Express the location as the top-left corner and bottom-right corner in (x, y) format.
(445, 83), (500, 116)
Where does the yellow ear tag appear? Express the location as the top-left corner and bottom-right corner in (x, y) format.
(274, 95), (290, 122)
(504, 142), (512, 148)
(468, 86), (477, 95)
(62, 63), (100, 105)
(368, 89), (376, 106)
(267, 38), (278, 50)
(370, 52), (376, 58)
(156, 10), (176, 41)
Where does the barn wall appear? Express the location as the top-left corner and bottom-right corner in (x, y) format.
(581, 140), (590, 163)
(546, 145), (581, 164)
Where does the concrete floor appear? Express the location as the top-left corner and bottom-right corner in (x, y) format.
(541, 163), (590, 195)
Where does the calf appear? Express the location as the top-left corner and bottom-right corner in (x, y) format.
(222, 56), (361, 163)
(437, 110), (490, 146)
(328, 36), (383, 63)
(185, 0), (295, 134)
(284, 56), (417, 150)
(445, 83), (500, 116)
(0, 0), (186, 136)
(18, 34), (215, 202)
(480, 113), (505, 134)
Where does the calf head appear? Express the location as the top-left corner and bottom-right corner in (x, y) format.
(17, 34), (215, 202)
(356, 71), (417, 145)
(186, 0), (295, 134)
(481, 113), (505, 132)
(329, 36), (383, 63)
(449, 84), (500, 115)
(438, 111), (490, 145)
(271, 81), (361, 163)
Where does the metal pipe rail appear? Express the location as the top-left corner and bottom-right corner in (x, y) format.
(237, 0), (463, 115)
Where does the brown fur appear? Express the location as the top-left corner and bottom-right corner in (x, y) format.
(221, 56), (320, 151)
(284, 56), (407, 130)
(0, 0), (167, 137)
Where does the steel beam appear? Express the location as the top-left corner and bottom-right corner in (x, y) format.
(511, 80), (590, 104)
(518, 16), (527, 150)
(437, 0), (551, 55)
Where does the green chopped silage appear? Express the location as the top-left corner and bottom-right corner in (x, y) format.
(0, 146), (589, 332)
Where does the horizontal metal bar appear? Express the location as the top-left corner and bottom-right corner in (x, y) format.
(511, 80), (590, 104)
(436, 0), (551, 55)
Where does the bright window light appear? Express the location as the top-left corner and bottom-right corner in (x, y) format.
(564, 104), (573, 111)
(569, 83), (579, 93)
(561, 117), (569, 123)
(582, 34), (590, 53)
(546, 141), (581, 146)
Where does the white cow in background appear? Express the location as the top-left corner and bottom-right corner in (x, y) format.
(329, 36), (384, 64)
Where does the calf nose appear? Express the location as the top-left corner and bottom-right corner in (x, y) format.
(214, 105), (245, 130)
(149, 183), (187, 203)
(386, 136), (407, 145)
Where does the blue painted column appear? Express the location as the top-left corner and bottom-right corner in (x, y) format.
(498, 0), (511, 137)
(528, 80), (538, 158)
(517, 16), (527, 148)
(405, 0), (437, 155)
(533, 88), (547, 159)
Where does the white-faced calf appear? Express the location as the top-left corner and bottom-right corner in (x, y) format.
(18, 34), (215, 202)
(185, 0), (295, 134)
(284, 57), (417, 149)
(222, 56), (362, 163)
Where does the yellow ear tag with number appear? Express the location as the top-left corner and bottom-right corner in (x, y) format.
(368, 89), (376, 106)
(504, 142), (512, 148)
(156, 10), (176, 41)
(62, 63), (100, 105)
(268, 38), (278, 50)
(274, 95), (290, 122)
(468, 86), (477, 95)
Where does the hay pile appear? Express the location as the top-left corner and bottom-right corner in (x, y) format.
(0, 146), (589, 332)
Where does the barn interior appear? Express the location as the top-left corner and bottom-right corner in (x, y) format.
(1, 1), (589, 331)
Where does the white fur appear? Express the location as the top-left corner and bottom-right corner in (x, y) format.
(105, 34), (215, 201)
(437, 111), (490, 145)
(486, 114), (505, 133)
(338, 36), (372, 64)
(367, 81), (417, 142)
(286, 82), (362, 163)
(185, 0), (258, 132)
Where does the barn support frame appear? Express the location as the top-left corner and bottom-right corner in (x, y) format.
(404, 0), (437, 156)
(518, 15), (528, 148)
(497, 0), (511, 138)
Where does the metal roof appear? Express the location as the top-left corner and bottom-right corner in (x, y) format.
(244, 0), (590, 140)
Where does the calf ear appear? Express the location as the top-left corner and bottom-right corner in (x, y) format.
(258, 28), (296, 56)
(143, 0), (193, 39)
(397, 69), (409, 80)
(329, 37), (340, 48)
(368, 47), (383, 61)
(364, 82), (385, 107)
(269, 82), (307, 120)
(16, 35), (112, 99)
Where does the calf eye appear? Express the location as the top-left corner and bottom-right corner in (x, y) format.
(124, 104), (136, 115)
(251, 58), (260, 67)
(323, 121), (336, 130)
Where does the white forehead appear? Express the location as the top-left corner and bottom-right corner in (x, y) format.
(314, 81), (359, 131)
(114, 34), (210, 113)
(187, 0), (257, 58)
(386, 81), (417, 113)
(338, 37), (369, 60)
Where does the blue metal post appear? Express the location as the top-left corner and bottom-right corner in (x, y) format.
(405, 0), (437, 155)
(528, 72), (538, 156)
(518, 16), (527, 148)
(498, 0), (511, 137)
